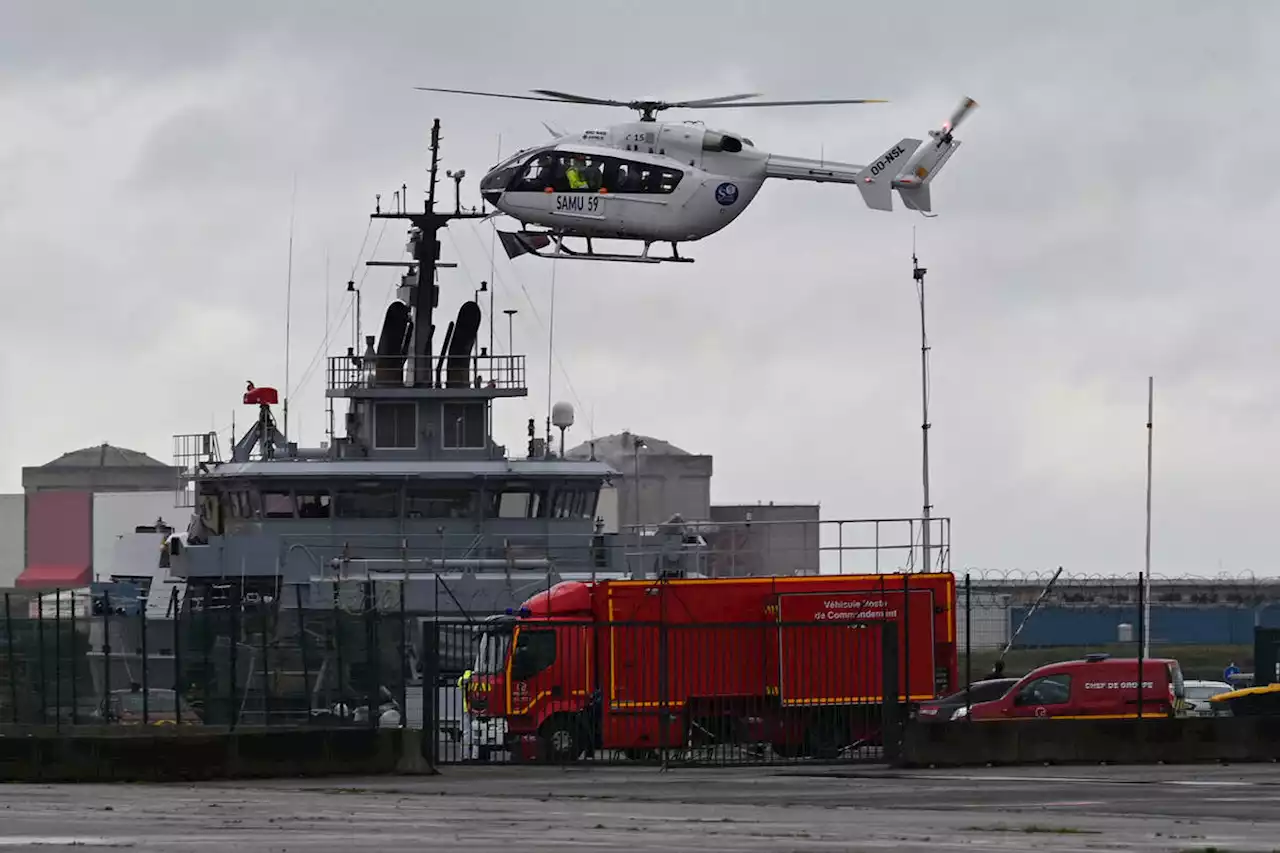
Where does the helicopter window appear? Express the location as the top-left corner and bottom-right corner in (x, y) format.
(512, 153), (556, 192)
(542, 153), (604, 192)
(600, 157), (683, 194)
(701, 132), (742, 153)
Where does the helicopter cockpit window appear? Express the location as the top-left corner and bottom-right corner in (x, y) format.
(512, 153), (556, 192)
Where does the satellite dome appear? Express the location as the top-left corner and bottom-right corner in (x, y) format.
(551, 401), (575, 429)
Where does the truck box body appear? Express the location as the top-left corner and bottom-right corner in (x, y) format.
(467, 572), (957, 759)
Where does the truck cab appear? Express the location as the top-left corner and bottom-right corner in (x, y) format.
(967, 654), (1185, 721)
(465, 588), (598, 761)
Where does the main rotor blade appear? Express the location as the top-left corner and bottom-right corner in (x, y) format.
(689, 98), (889, 109)
(529, 89), (635, 108)
(414, 86), (577, 105)
(667, 93), (763, 108)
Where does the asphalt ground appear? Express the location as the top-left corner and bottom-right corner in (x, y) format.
(2, 762), (1279, 851)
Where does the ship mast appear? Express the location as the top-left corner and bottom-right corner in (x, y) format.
(372, 118), (490, 384)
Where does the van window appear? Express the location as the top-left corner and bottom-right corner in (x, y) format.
(1016, 673), (1072, 706)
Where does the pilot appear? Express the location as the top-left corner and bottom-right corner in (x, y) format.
(565, 156), (590, 191)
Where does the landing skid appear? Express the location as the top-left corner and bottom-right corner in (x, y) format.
(497, 230), (694, 264)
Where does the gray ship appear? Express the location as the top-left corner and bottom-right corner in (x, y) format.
(151, 120), (702, 734)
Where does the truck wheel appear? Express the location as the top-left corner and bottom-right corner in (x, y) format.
(540, 717), (583, 763)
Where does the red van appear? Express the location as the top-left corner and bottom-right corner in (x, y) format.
(966, 654), (1185, 721)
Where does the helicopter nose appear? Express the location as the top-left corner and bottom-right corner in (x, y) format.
(482, 189), (502, 206)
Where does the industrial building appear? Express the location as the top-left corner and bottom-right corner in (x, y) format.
(567, 430), (821, 577)
(0, 443), (186, 589)
(956, 576), (1280, 650)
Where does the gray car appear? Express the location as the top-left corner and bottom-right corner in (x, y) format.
(1183, 679), (1233, 717)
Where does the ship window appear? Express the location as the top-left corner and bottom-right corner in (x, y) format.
(497, 485), (549, 519)
(441, 402), (486, 449)
(374, 402), (418, 450)
(548, 487), (600, 520)
(552, 488), (586, 519)
(296, 491), (331, 518)
(261, 490), (295, 518)
(334, 487), (401, 519)
(405, 486), (477, 519)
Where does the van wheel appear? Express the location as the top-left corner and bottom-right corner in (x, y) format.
(540, 716), (583, 763)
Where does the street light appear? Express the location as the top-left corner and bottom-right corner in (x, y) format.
(912, 247), (932, 573)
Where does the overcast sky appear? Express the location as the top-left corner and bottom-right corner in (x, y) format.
(2, 1), (1277, 577)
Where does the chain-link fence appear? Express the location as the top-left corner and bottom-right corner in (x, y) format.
(957, 569), (1279, 686)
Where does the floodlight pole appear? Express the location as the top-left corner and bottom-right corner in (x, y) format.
(912, 247), (932, 573)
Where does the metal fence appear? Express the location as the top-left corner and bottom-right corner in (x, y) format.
(0, 584), (420, 732)
(3, 568), (1273, 767)
(0, 581), (905, 767)
(956, 569), (1279, 684)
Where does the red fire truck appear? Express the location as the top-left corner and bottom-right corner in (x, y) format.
(465, 572), (956, 761)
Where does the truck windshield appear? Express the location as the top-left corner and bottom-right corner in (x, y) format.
(473, 630), (511, 675)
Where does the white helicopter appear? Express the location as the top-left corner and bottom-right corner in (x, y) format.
(417, 87), (978, 264)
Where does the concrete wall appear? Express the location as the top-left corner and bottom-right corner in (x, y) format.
(0, 495), (23, 587)
(901, 717), (1280, 768)
(708, 504), (821, 577)
(616, 454), (713, 529)
(92, 491), (189, 578)
(22, 466), (180, 493)
(0, 727), (423, 782)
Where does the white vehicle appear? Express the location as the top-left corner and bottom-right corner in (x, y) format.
(1183, 679), (1234, 717)
(417, 86), (977, 263)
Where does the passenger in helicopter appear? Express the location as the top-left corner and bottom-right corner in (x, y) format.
(565, 155), (590, 190)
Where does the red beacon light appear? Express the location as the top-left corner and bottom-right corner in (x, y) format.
(243, 381), (279, 407)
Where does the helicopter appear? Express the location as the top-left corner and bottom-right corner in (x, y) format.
(416, 87), (978, 264)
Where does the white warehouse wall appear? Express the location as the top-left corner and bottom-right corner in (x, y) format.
(0, 494), (24, 587)
(92, 491), (188, 578)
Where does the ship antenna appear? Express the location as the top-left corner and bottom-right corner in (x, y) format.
(283, 172), (297, 441)
(371, 118), (489, 386)
(545, 259), (558, 454)
(489, 132), (501, 356)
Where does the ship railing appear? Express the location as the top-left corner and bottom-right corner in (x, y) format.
(252, 516), (950, 580)
(619, 516), (951, 577)
(325, 353), (527, 392)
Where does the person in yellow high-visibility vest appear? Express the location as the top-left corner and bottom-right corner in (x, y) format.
(566, 157), (590, 190)
(458, 669), (472, 713)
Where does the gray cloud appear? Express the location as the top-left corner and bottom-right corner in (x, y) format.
(3, 0), (1279, 576)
